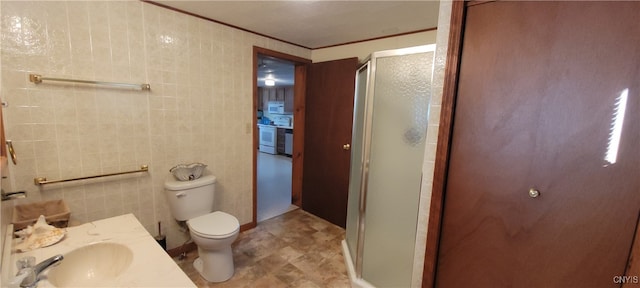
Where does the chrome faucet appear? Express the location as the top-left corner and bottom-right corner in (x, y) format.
(14, 255), (64, 288)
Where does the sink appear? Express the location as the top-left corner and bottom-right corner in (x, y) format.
(46, 242), (133, 287)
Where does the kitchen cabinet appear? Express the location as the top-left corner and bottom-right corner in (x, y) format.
(276, 87), (286, 102)
(276, 128), (286, 154)
(260, 87), (276, 107)
(260, 87), (274, 111)
(270, 88), (277, 101)
(260, 86), (294, 114)
(260, 88), (268, 111)
(284, 87), (294, 113)
(263, 87), (275, 101)
(260, 87), (279, 101)
(263, 94), (269, 112)
(259, 87), (268, 99)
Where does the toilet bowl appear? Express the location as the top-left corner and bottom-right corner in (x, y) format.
(164, 174), (240, 282)
(187, 211), (239, 282)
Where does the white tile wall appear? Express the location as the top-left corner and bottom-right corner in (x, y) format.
(0, 1), (310, 249)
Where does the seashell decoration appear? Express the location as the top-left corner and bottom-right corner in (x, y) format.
(170, 163), (207, 181)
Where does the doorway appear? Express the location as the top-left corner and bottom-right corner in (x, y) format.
(252, 47), (310, 225)
(256, 54), (296, 222)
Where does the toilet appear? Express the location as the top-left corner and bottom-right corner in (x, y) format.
(164, 174), (240, 283)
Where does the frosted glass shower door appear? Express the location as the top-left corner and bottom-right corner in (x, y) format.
(345, 62), (370, 264)
(361, 47), (435, 287)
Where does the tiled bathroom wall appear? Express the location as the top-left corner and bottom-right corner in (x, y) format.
(0, 1), (310, 249)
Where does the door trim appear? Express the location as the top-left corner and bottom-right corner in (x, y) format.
(252, 47), (311, 227)
(421, 2), (466, 287)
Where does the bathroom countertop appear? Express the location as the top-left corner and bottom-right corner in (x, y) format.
(8, 214), (196, 287)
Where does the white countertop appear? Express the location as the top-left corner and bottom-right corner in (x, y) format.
(7, 214), (195, 287)
(257, 123), (294, 130)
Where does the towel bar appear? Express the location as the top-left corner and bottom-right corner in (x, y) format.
(34, 165), (149, 186)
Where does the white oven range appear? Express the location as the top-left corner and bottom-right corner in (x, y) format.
(258, 124), (277, 154)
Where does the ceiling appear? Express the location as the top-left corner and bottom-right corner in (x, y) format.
(152, 1), (440, 87)
(153, 1), (440, 49)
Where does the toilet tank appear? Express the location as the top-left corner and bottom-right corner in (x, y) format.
(164, 175), (216, 221)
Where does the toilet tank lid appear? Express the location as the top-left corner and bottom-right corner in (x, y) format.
(164, 174), (216, 190)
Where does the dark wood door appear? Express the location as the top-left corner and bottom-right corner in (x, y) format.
(436, 2), (640, 287)
(302, 57), (358, 228)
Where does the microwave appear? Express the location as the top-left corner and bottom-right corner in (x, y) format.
(267, 101), (285, 114)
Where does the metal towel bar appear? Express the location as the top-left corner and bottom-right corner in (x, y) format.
(29, 74), (151, 91)
(6, 140), (17, 165)
(34, 165), (149, 186)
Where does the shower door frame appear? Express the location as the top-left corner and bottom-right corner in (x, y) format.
(351, 61), (372, 279)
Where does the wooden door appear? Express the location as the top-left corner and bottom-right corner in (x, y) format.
(436, 2), (640, 287)
(302, 57), (358, 228)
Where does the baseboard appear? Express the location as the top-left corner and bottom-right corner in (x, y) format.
(240, 221), (256, 232)
(168, 242), (197, 257)
(167, 222), (256, 257)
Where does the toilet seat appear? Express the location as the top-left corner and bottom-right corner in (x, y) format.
(187, 211), (239, 239)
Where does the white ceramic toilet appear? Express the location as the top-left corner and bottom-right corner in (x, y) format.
(164, 175), (240, 283)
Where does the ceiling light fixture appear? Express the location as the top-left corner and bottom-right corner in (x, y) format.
(265, 74), (276, 86)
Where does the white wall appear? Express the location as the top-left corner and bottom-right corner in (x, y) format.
(0, 1), (310, 249)
(312, 30), (437, 63)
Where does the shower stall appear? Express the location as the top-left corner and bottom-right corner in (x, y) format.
(343, 45), (436, 287)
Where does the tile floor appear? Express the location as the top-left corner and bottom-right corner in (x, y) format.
(257, 151), (295, 222)
(174, 208), (350, 287)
